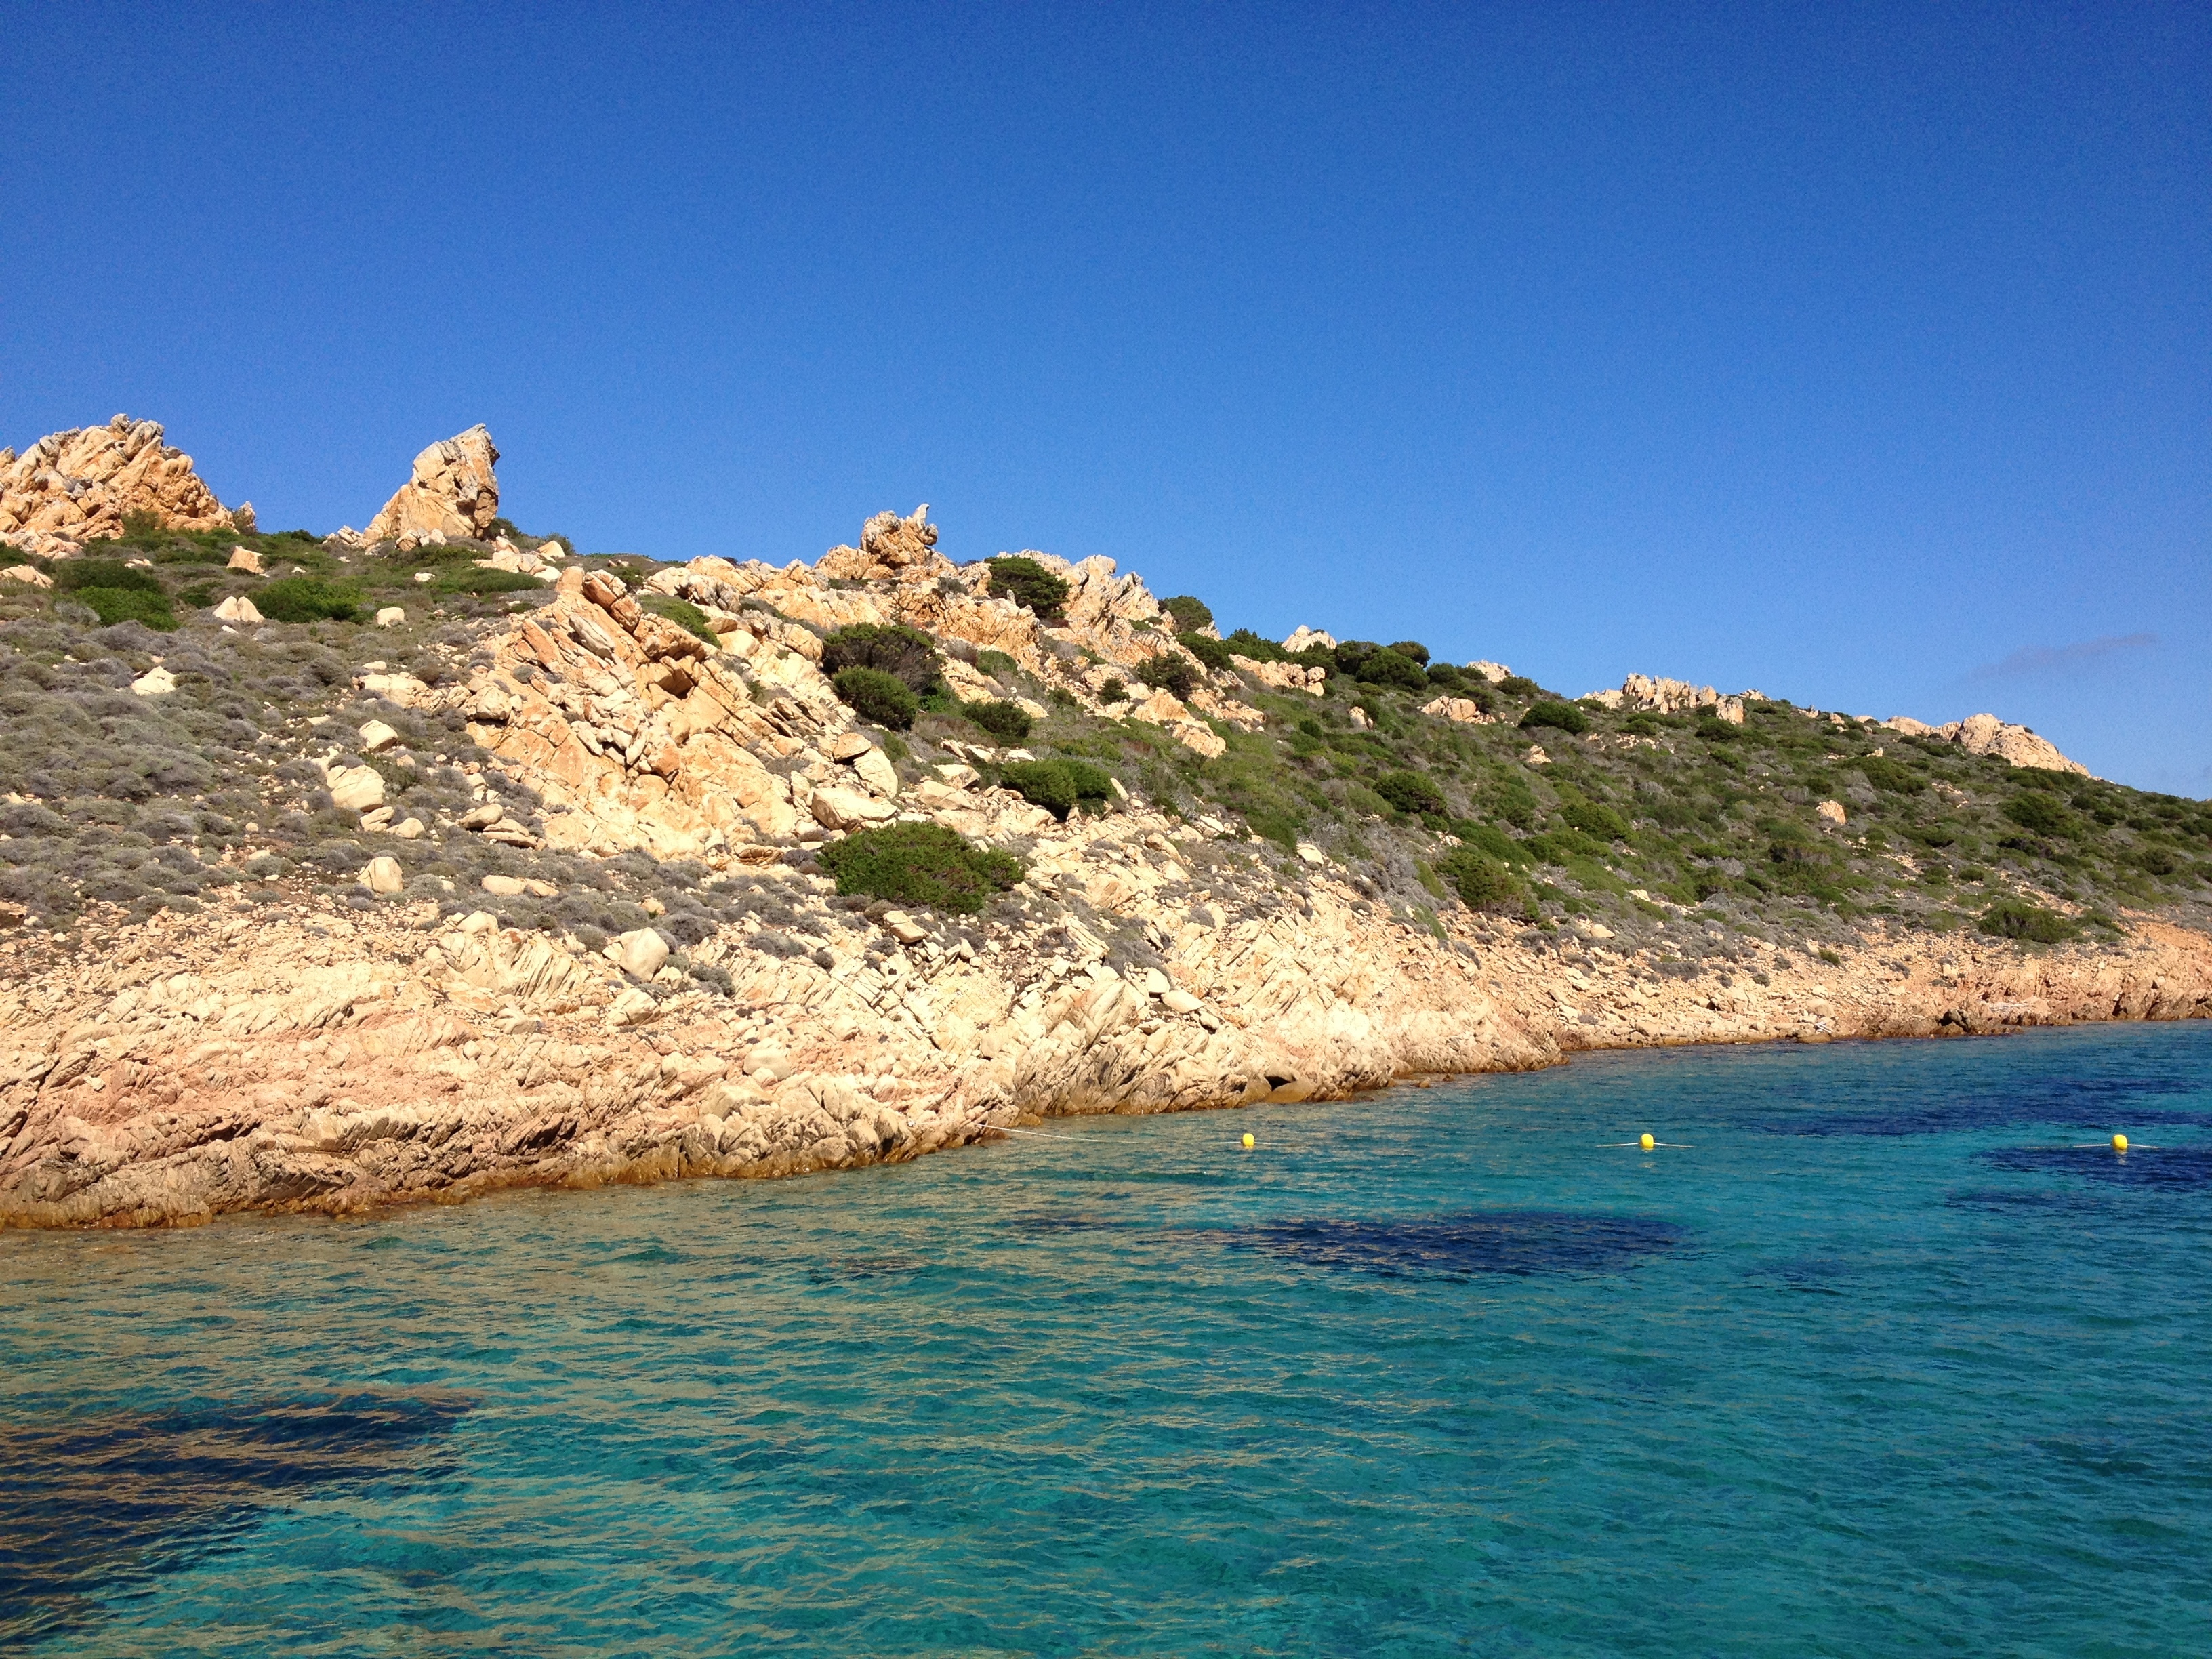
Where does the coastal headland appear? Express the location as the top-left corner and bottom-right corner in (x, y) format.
(5, 421), (2209, 1227)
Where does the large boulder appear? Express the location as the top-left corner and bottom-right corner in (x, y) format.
(0, 415), (234, 553)
(361, 424), (501, 548)
(1584, 673), (1746, 724)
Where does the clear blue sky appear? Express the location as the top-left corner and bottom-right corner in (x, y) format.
(4, 3), (2205, 792)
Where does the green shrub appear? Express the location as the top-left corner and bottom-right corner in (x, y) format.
(1223, 628), (1286, 662)
(1134, 654), (1199, 699)
(1520, 700), (1589, 735)
(1161, 595), (1214, 632)
(1356, 648), (1429, 690)
(1858, 756), (1927, 794)
(1386, 640), (1430, 665)
(1484, 774), (1540, 830)
(1373, 769), (1447, 815)
(1001, 757), (1114, 819)
(2003, 793), (2073, 837)
(436, 567), (544, 595)
(987, 556), (1070, 621)
(640, 594), (717, 642)
(1179, 632), (1231, 672)
(961, 699), (1033, 743)
(975, 649), (1019, 678)
(1496, 674), (1540, 697)
(817, 822), (1024, 914)
(1559, 799), (1631, 840)
(1438, 846), (1526, 914)
(1978, 899), (2078, 943)
(55, 558), (163, 594)
(75, 586), (178, 630)
(1099, 677), (1128, 703)
(833, 666), (919, 730)
(1332, 640), (1382, 677)
(822, 623), (945, 696)
(255, 577), (364, 623)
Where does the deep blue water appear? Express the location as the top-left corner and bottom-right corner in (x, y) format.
(5, 1024), (2211, 1656)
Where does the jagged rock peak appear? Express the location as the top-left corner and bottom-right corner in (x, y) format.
(0, 413), (234, 554)
(1884, 713), (2087, 775)
(361, 424), (501, 549)
(818, 504), (948, 581)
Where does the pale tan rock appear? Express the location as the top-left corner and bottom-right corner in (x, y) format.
(1586, 673), (1745, 724)
(1296, 843), (1328, 865)
(376, 607), (406, 628)
(327, 765), (385, 812)
(459, 803), (503, 830)
(816, 505), (948, 582)
(0, 415), (234, 548)
(391, 817), (426, 839)
(1421, 695), (1490, 724)
(227, 546), (262, 573)
(1160, 989), (1203, 1015)
(361, 425), (500, 546)
(881, 910), (928, 945)
(212, 595), (263, 624)
(360, 856), (405, 895)
(1282, 626), (1336, 653)
(1348, 707), (1372, 731)
(359, 806), (395, 831)
(852, 747), (899, 798)
(618, 927), (670, 979)
(1525, 745), (1551, 765)
(482, 874), (527, 896)
(1883, 712), (2087, 775)
(130, 666), (176, 697)
(828, 732), (874, 761)
(934, 762), (981, 788)
(1, 564), (52, 589)
(811, 787), (897, 831)
(1816, 799), (1847, 825)
(1467, 661), (1511, 684)
(357, 720), (400, 752)
(1234, 655), (1326, 695)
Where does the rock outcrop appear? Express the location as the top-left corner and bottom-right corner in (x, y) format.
(361, 425), (501, 548)
(1884, 713), (2087, 775)
(0, 416), (234, 555)
(1584, 673), (1746, 724)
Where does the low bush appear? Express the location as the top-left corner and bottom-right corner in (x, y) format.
(986, 556), (1070, 622)
(1179, 632), (1231, 672)
(436, 567), (544, 596)
(1496, 674), (1540, 698)
(1559, 799), (1631, 840)
(1520, 700), (1589, 735)
(1438, 846), (1526, 914)
(821, 623), (945, 697)
(2004, 792), (2073, 837)
(1857, 756), (1928, 794)
(961, 699), (1033, 743)
(1373, 769), (1446, 816)
(1978, 898), (2078, 943)
(818, 822), (1024, 914)
(1386, 640), (1430, 665)
(833, 666), (918, 730)
(1134, 654), (1199, 699)
(1099, 677), (1128, 704)
(1223, 628), (1285, 662)
(1162, 595), (1214, 632)
(1001, 757), (1115, 819)
(975, 649), (1019, 678)
(640, 594), (717, 642)
(258, 577), (364, 623)
(1356, 648), (1429, 691)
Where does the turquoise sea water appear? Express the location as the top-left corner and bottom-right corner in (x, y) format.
(5, 1025), (2211, 1657)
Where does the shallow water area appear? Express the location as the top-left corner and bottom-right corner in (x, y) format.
(5, 1024), (2211, 1656)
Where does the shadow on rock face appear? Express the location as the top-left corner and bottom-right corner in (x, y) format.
(1229, 1210), (1689, 1279)
(0, 1391), (471, 1644)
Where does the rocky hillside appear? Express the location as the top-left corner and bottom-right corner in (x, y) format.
(3, 419), (2208, 1227)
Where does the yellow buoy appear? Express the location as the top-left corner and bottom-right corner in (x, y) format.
(1242, 1132), (1255, 1150)
(2112, 1133), (2128, 1153)
(1640, 1132), (1656, 1151)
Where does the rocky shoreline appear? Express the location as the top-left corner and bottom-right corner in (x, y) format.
(5, 860), (2207, 1229)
